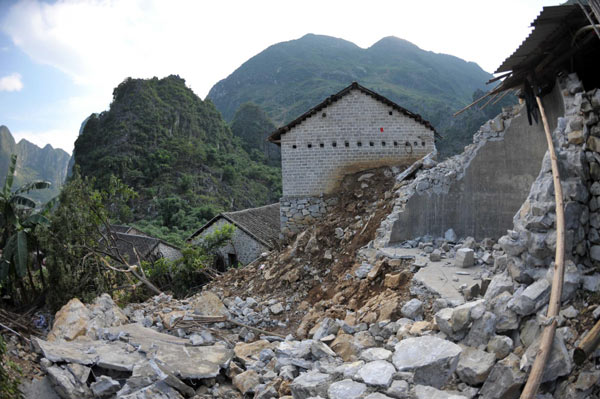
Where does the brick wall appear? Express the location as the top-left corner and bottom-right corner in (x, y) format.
(191, 218), (268, 266)
(280, 89), (436, 197)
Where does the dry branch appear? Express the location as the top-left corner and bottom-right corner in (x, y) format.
(519, 96), (566, 399)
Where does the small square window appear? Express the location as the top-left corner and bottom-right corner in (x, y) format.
(319, 143), (324, 148)
(322, 112), (327, 117)
(382, 141), (386, 146)
(422, 141), (426, 146)
(332, 142), (337, 147)
(388, 111), (393, 115)
(292, 144), (297, 149)
(357, 141), (362, 147)
(345, 141), (349, 147)
(369, 141), (374, 147)
(393, 141), (398, 147)
(308, 143), (312, 148)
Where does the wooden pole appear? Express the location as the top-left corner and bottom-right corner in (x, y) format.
(574, 318), (600, 365)
(520, 96), (566, 399)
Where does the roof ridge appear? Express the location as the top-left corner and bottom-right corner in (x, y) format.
(267, 82), (437, 143)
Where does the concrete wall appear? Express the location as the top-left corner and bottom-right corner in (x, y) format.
(191, 218), (268, 266)
(388, 83), (565, 242)
(280, 89), (436, 197)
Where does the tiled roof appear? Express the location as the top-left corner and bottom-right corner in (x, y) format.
(189, 203), (280, 248)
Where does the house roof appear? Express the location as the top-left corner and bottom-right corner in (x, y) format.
(112, 232), (160, 264)
(104, 226), (181, 264)
(189, 203), (280, 249)
(267, 82), (438, 144)
(492, 4), (592, 93)
(108, 225), (132, 234)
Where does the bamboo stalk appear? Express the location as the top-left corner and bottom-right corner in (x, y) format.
(574, 318), (600, 365)
(520, 96), (566, 399)
(453, 90), (497, 117)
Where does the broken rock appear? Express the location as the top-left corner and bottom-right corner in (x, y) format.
(520, 331), (572, 383)
(456, 346), (496, 386)
(47, 298), (91, 342)
(290, 371), (332, 399)
(392, 336), (462, 388)
(327, 379), (367, 399)
(479, 353), (526, 399)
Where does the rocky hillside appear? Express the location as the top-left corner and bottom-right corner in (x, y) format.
(73, 75), (281, 244)
(207, 34), (515, 158)
(0, 125), (71, 203)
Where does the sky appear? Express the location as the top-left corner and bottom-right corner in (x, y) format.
(0, 0), (563, 154)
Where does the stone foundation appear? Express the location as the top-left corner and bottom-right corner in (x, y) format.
(280, 196), (339, 235)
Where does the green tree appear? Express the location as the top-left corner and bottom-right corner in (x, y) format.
(38, 169), (143, 310)
(0, 154), (51, 303)
(144, 223), (234, 297)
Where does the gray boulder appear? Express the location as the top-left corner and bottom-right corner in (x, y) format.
(484, 273), (514, 301)
(414, 385), (467, 399)
(509, 278), (550, 316)
(401, 299), (424, 321)
(358, 360), (396, 388)
(455, 248), (474, 268)
(487, 335), (513, 360)
(91, 375), (121, 398)
(479, 354), (526, 399)
(392, 336), (462, 388)
(386, 380), (409, 399)
(456, 346), (496, 386)
(520, 331), (572, 383)
(290, 371), (332, 399)
(327, 379), (367, 399)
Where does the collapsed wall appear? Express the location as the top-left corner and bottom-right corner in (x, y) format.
(379, 84), (564, 244)
(499, 73), (600, 273)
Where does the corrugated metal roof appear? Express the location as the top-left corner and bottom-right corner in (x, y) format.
(496, 5), (583, 73)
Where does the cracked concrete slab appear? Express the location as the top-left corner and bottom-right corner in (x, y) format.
(379, 247), (482, 301)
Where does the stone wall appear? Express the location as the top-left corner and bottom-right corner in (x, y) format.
(280, 89), (435, 197)
(498, 73), (600, 275)
(155, 243), (182, 262)
(280, 196), (338, 235)
(377, 83), (565, 244)
(191, 218), (269, 266)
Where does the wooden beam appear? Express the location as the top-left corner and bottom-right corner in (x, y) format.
(574, 318), (600, 365)
(520, 96), (566, 399)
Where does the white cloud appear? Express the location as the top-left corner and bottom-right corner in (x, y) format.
(0, 72), (23, 92)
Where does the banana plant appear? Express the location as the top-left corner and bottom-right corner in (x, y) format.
(0, 154), (51, 296)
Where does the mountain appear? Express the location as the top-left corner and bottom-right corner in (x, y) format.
(207, 34), (514, 158)
(230, 103), (280, 166)
(73, 75), (281, 244)
(0, 125), (71, 203)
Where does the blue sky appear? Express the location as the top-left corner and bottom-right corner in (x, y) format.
(0, 0), (562, 154)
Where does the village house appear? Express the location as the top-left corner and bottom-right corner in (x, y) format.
(267, 82), (438, 234)
(188, 203), (280, 268)
(106, 225), (182, 264)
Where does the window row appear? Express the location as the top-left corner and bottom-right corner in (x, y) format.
(291, 140), (427, 149)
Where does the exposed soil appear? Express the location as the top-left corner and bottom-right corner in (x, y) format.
(207, 165), (416, 337)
